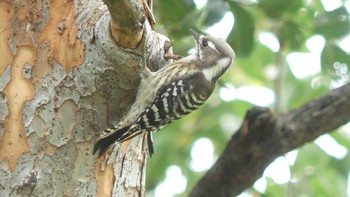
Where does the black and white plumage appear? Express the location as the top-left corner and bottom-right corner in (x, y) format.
(93, 29), (235, 157)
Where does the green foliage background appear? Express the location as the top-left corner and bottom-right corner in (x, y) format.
(147, 0), (350, 196)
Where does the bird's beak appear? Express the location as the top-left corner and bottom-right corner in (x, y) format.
(189, 29), (200, 42)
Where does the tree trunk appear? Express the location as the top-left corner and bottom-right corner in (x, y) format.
(0, 0), (165, 196)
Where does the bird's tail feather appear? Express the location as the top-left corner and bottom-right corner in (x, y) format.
(93, 125), (154, 157)
(93, 125), (131, 157)
(147, 132), (154, 157)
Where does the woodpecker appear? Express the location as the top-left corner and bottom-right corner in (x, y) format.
(93, 29), (235, 157)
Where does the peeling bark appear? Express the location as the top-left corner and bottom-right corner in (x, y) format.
(37, 0), (84, 71)
(1, 47), (35, 170)
(0, 1), (14, 74)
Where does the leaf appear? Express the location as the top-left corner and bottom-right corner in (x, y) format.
(258, 0), (303, 18)
(278, 20), (304, 50)
(233, 44), (274, 82)
(202, 0), (229, 27)
(227, 2), (255, 56)
(155, 0), (196, 38)
(314, 7), (350, 39)
(291, 143), (348, 196)
(321, 43), (350, 73)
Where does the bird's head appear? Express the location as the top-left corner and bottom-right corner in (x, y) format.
(190, 29), (235, 65)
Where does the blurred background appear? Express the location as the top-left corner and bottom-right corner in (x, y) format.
(146, 0), (350, 196)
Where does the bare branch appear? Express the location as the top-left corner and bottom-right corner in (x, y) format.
(102, 0), (146, 48)
(190, 83), (350, 197)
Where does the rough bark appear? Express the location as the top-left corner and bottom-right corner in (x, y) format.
(0, 0), (165, 196)
(190, 83), (350, 197)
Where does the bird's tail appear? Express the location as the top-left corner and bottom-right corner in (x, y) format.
(93, 125), (154, 157)
(93, 125), (132, 157)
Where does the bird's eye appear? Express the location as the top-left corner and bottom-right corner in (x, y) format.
(202, 40), (208, 47)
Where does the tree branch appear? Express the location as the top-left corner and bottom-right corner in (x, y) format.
(102, 0), (146, 48)
(190, 83), (350, 197)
